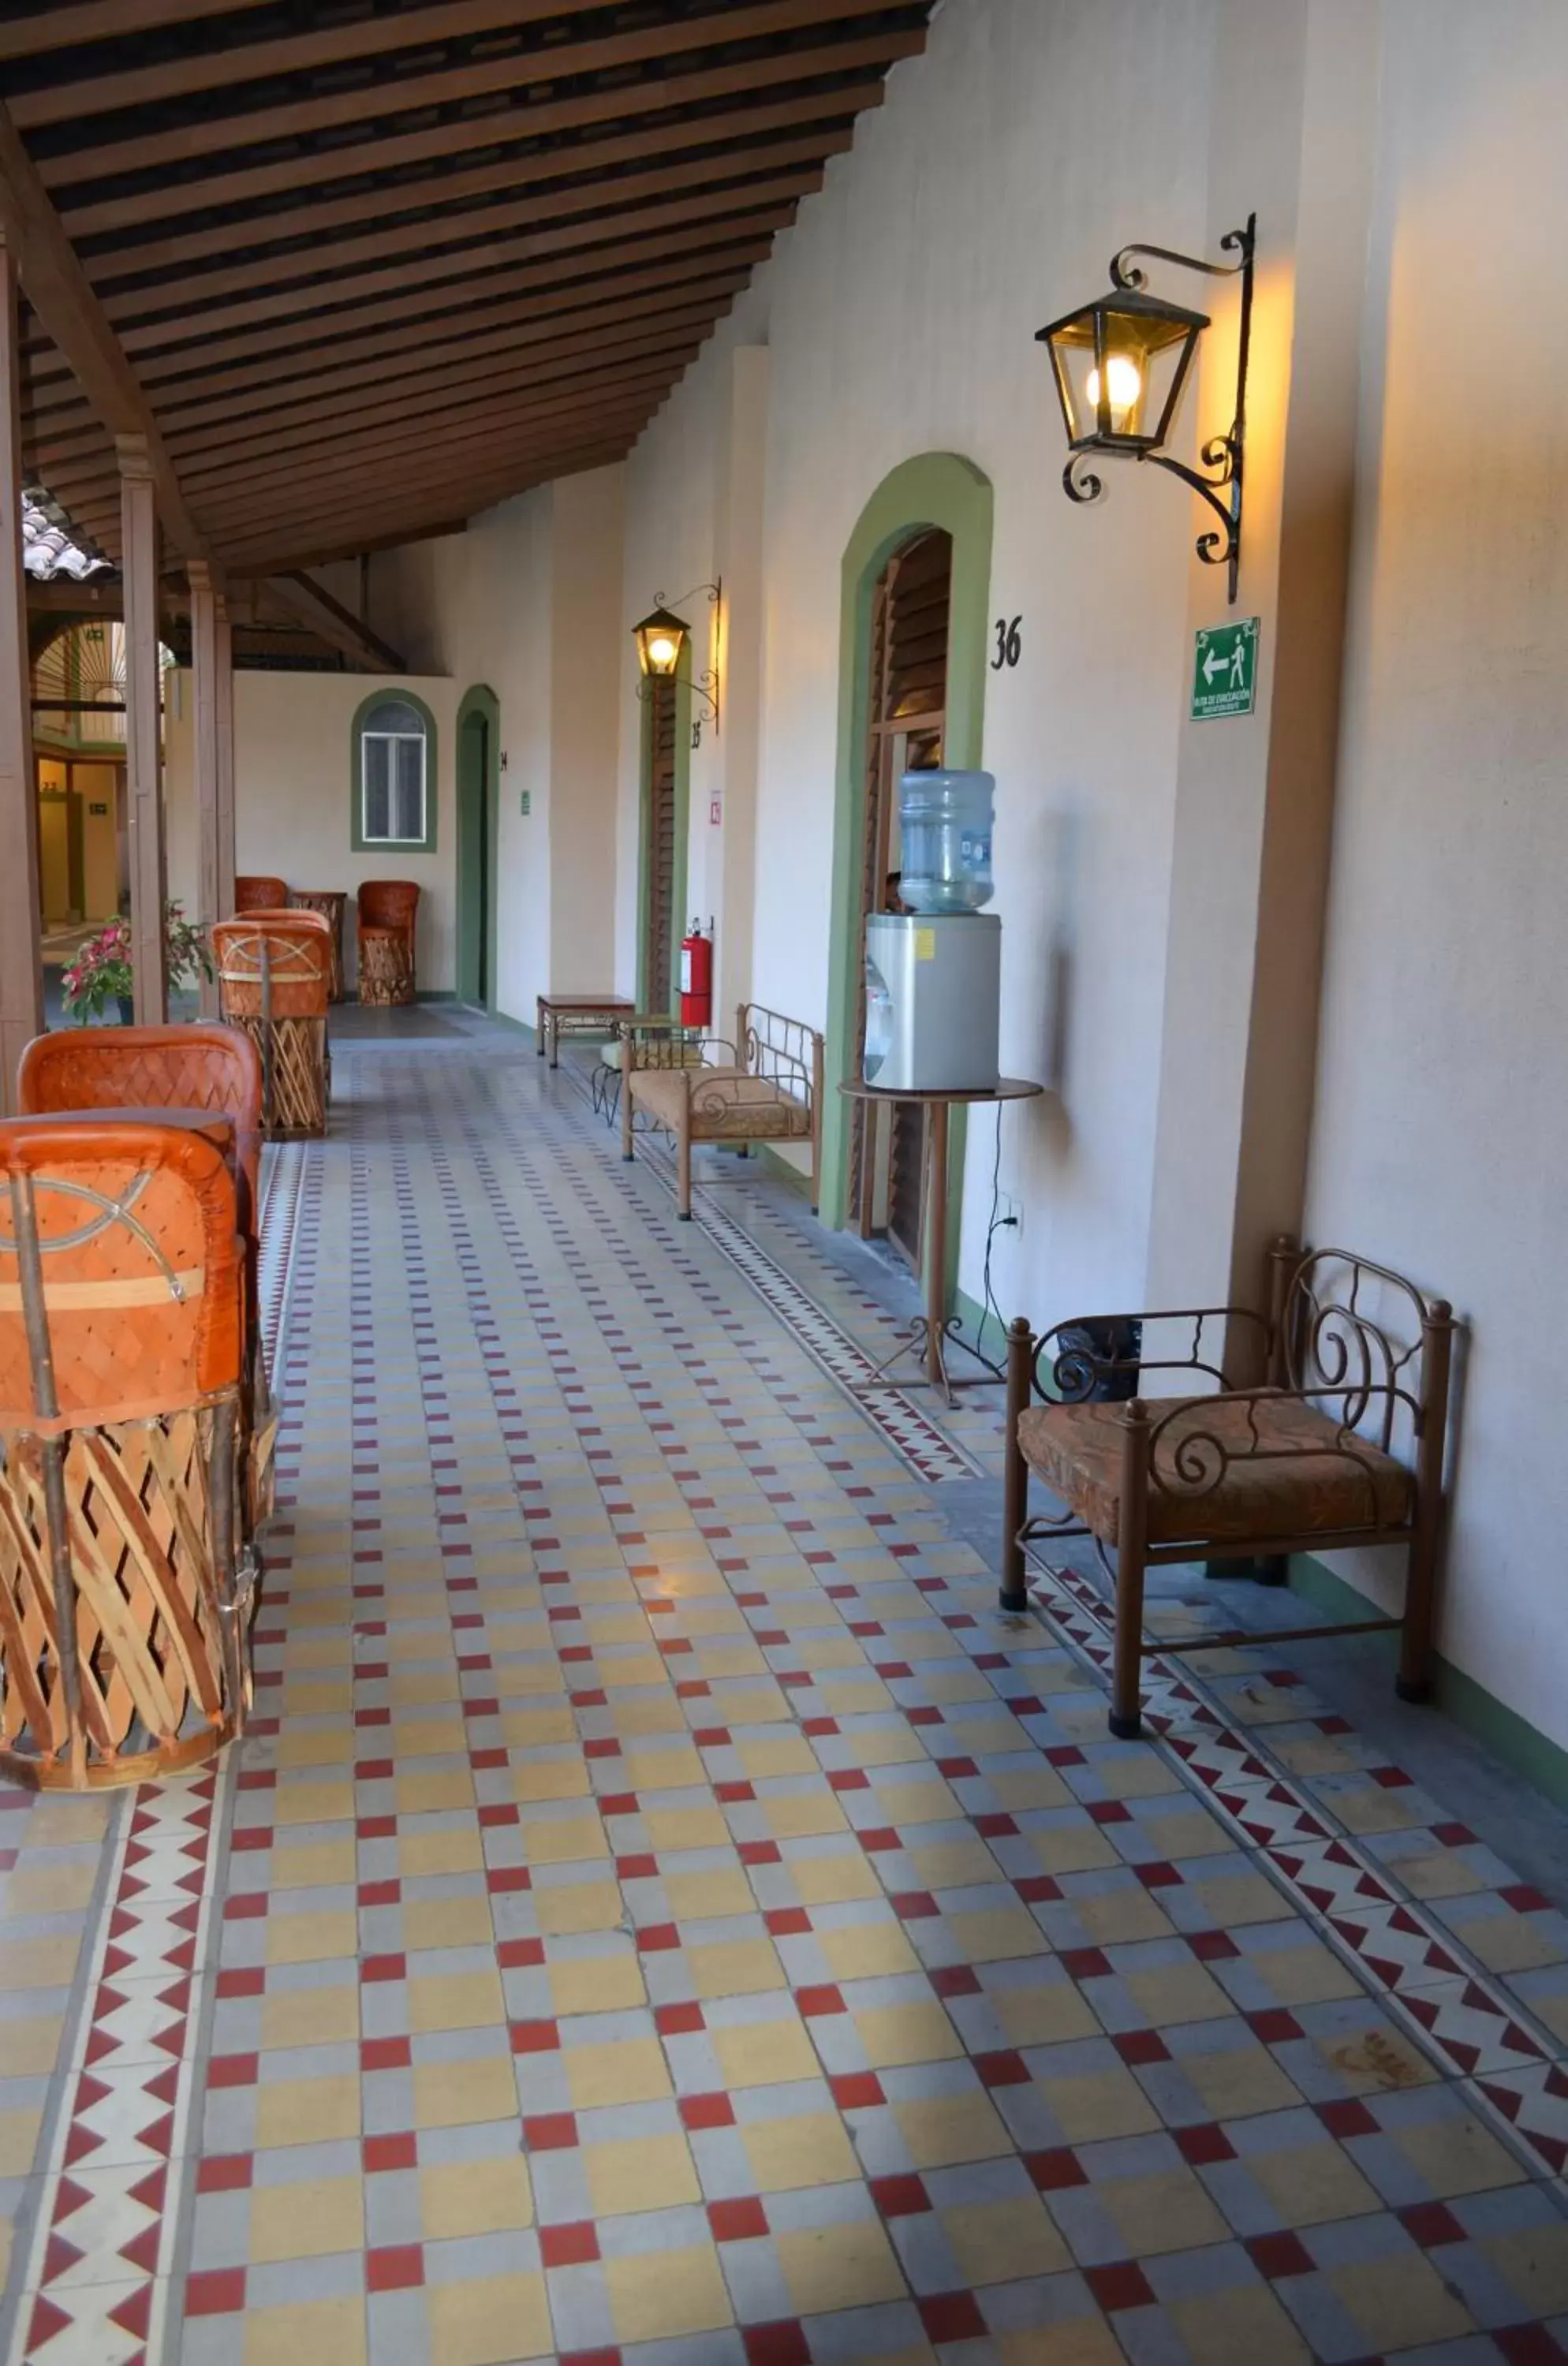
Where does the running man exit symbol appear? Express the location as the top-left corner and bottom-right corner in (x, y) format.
(1191, 616), (1260, 718)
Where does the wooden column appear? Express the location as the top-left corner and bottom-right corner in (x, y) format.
(119, 435), (166, 1024)
(190, 557), (231, 1016)
(0, 237), (42, 1111)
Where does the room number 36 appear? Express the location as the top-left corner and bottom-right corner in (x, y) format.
(991, 615), (1022, 670)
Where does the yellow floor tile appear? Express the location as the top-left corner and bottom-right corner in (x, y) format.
(854, 2000), (965, 2069)
(763, 1794), (849, 1840)
(403, 1897), (495, 1952)
(775, 2219), (906, 2316)
(1143, 1809), (1239, 1861)
(1123, 1961), (1233, 2025)
(606, 2243), (734, 2344)
(993, 1983), (1099, 2048)
(987, 1767), (1073, 1812)
(411, 2057), (518, 2129)
(426, 2271), (554, 2364)
(893, 2090), (1012, 2168)
(389, 1670), (461, 1707)
(265, 1909), (358, 1967)
(1327, 2254), (1473, 2349)
(245, 2296), (366, 2366)
(282, 1680), (354, 1715)
(1253, 1939), (1362, 2006)
(547, 1953), (646, 2015)
(1248, 2141), (1380, 2226)
(1034, 2067), (1161, 2144)
(499, 1707), (576, 1748)
(2, 1862), (96, 1914)
(260, 1983), (360, 2051)
(565, 2036), (673, 2108)
(819, 1922), (920, 1980)
(1099, 2167), (1231, 2256)
(605, 1694), (686, 1736)
(742, 2110), (860, 2192)
(1178, 2041), (1301, 2120)
(1392, 2114), (1526, 2196)
(535, 1879), (625, 1935)
(1483, 2222), (1568, 2316)
(0, 1936), (78, 1990)
(271, 1839), (358, 1889)
(623, 1745), (707, 1789)
(943, 2194), (1070, 2285)
(789, 1853), (883, 1906)
(0, 2015), (63, 2076)
(408, 1971), (506, 2033)
(1027, 1825), (1118, 1876)
(271, 1781), (355, 1828)
(689, 1937), (789, 1998)
(666, 1868), (757, 1922)
(1167, 2285), (1312, 2364)
(711, 2017), (821, 2090)
(737, 1735), (819, 1778)
(0, 2108), (42, 2177)
(873, 1781), (958, 1827)
(645, 1806), (730, 1852)
(511, 1756), (590, 1804)
(248, 2174), (364, 2264)
(276, 1729), (354, 1769)
(946, 1906), (1048, 1964)
(255, 2076), (361, 2148)
(388, 1718), (469, 1759)
(395, 1771), (476, 1816)
(420, 2155), (534, 2239)
(995, 2321), (1124, 2364)
(584, 2131), (700, 2217)
(518, 1813), (608, 1863)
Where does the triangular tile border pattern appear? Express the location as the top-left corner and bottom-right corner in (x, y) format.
(1025, 1553), (1568, 2189)
(547, 1064), (984, 1484)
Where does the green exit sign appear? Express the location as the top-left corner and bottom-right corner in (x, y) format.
(1192, 617), (1260, 719)
(519, 790), (532, 815)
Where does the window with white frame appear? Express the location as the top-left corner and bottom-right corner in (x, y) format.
(359, 698), (429, 845)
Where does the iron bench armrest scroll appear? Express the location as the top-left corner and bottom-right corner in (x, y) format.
(1140, 1383), (1420, 1524)
(1030, 1305), (1272, 1401)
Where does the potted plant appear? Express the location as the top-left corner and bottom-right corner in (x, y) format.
(61, 903), (213, 1024)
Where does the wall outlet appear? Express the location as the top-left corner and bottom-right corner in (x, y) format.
(519, 789), (532, 815)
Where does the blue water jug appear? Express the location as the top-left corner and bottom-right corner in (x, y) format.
(898, 769), (995, 913)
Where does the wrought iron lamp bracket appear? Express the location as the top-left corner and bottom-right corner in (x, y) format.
(637, 579), (722, 748)
(1072, 217), (1256, 603)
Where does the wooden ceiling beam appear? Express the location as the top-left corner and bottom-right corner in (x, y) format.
(0, 1), (271, 62)
(222, 440), (634, 573)
(39, 1), (913, 189)
(197, 394), (663, 532)
(0, 101), (203, 554)
(91, 92), (873, 296)
(10, 1), (613, 130)
(149, 271), (752, 433)
(260, 571), (408, 674)
(180, 362), (685, 499)
(100, 140), (846, 346)
(59, 32), (921, 235)
(164, 326), (706, 469)
(121, 193), (802, 380)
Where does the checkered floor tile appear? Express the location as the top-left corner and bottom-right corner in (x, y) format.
(2, 1015), (1567, 2365)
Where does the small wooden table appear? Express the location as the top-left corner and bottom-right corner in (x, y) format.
(839, 1075), (1044, 1405)
(536, 994), (634, 1069)
(289, 890), (347, 1001)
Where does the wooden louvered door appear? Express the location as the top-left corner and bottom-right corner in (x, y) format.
(849, 529), (953, 1267)
(644, 679), (678, 1013)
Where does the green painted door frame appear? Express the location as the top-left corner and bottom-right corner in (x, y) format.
(636, 672), (691, 1012)
(821, 453), (995, 1310)
(456, 685), (501, 1012)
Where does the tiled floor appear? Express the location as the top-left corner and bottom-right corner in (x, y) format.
(5, 1013), (1568, 2364)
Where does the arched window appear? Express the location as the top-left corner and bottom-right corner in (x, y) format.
(353, 693), (435, 851)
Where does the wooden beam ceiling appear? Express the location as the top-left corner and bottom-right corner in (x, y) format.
(1, 1), (932, 575)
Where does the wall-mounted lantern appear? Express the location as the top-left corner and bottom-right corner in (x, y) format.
(633, 580), (722, 748)
(1035, 214), (1255, 601)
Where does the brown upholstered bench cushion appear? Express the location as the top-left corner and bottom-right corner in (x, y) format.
(631, 1066), (810, 1139)
(1016, 1392), (1413, 1546)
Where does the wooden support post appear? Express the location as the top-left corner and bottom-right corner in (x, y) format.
(190, 556), (230, 1015)
(119, 435), (167, 1024)
(215, 591), (236, 926)
(0, 237), (42, 1110)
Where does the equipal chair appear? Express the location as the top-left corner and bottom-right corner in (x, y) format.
(234, 875), (289, 915)
(0, 1118), (255, 1787)
(1002, 1236), (1454, 1738)
(16, 1024), (275, 1531)
(213, 912), (331, 1138)
(356, 880), (420, 1007)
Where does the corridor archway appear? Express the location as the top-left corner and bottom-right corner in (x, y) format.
(455, 684), (500, 1013)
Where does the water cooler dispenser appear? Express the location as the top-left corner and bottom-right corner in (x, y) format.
(864, 769), (1002, 1091)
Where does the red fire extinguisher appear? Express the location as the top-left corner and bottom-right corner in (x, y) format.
(680, 917), (714, 1028)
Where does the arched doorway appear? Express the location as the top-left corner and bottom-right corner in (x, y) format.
(822, 455), (994, 1305)
(456, 685), (500, 1011)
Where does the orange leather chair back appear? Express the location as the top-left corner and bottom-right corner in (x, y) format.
(0, 1119), (241, 1431)
(17, 1024), (263, 1256)
(235, 875), (288, 913)
(213, 916), (331, 1021)
(357, 880), (420, 938)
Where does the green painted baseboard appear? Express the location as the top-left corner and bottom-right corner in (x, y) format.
(1291, 1554), (1568, 1813)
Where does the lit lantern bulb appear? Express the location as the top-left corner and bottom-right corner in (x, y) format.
(647, 634), (678, 670)
(1085, 353), (1143, 426)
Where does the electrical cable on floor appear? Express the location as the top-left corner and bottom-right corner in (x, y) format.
(976, 1108), (1017, 1363)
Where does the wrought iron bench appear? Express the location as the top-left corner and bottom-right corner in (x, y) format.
(619, 1002), (823, 1218)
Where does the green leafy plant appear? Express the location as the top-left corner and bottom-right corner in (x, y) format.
(62, 902), (213, 1023)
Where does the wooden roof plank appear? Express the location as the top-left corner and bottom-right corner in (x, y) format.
(0, 2), (271, 65)
(261, 570), (407, 673)
(39, 1), (913, 189)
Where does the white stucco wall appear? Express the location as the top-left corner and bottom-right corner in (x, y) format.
(165, 667), (461, 992)
(1305, 0), (1568, 1748)
(616, 0), (1215, 1319)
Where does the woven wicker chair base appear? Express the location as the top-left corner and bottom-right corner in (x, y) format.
(0, 1405), (252, 1790)
(231, 1014), (327, 1138)
(359, 929), (414, 1007)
